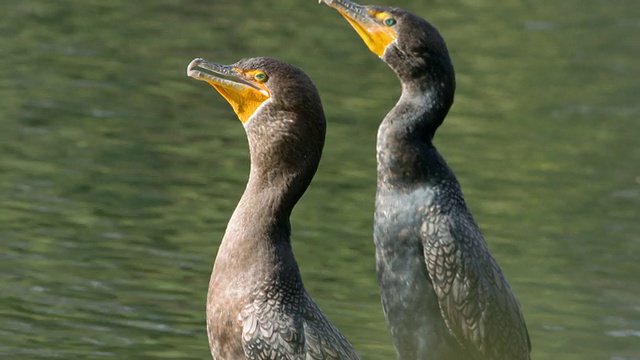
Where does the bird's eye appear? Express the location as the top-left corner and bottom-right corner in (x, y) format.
(384, 18), (396, 26)
(254, 72), (267, 82)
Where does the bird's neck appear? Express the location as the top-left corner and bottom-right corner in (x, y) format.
(376, 80), (454, 189)
(213, 150), (317, 283)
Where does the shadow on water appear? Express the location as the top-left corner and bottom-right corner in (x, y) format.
(0, 0), (638, 359)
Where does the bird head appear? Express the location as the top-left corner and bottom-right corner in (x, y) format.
(320, 0), (452, 84)
(187, 57), (326, 186)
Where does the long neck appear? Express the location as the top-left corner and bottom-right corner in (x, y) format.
(376, 78), (454, 189)
(213, 135), (320, 284)
(221, 177), (293, 266)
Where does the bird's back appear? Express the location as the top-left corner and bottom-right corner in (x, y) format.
(375, 149), (530, 360)
(208, 257), (359, 360)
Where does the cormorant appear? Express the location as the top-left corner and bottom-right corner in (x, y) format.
(320, 1), (532, 359)
(187, 57), (360, 360)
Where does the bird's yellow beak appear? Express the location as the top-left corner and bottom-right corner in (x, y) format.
(187, 58), (270, 123)
(320, 0), (397, 57)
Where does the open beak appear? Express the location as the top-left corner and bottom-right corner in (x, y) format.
(320, 0), (397, 57)
(187, 58), (270, 123)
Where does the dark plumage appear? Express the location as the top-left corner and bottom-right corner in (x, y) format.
(320, 1), (532, 359)
(187, 57), (360, 360)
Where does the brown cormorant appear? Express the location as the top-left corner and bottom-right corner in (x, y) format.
(320, 1), (532, 359)
(187, 57), (360, 360)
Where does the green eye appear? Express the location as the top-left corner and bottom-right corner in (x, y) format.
(254, 72), (267, 81)
(384, 18), (396, 26)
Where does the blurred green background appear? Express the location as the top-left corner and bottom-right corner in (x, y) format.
(1, 0), (638, 359)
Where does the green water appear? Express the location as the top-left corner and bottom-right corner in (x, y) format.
(1, 0), (638, 359)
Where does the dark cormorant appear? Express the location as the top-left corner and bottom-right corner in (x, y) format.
(187, 57), (360, 360)
(320, 1), (532, 359)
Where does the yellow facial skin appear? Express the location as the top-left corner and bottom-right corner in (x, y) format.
(322, 0), (397, 57)
(187, 59), (270, 123)
(209, 69), (270, 123)
(338, 10), (397, 56)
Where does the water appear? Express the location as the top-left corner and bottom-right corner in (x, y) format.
(1, 0), (638, 358)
